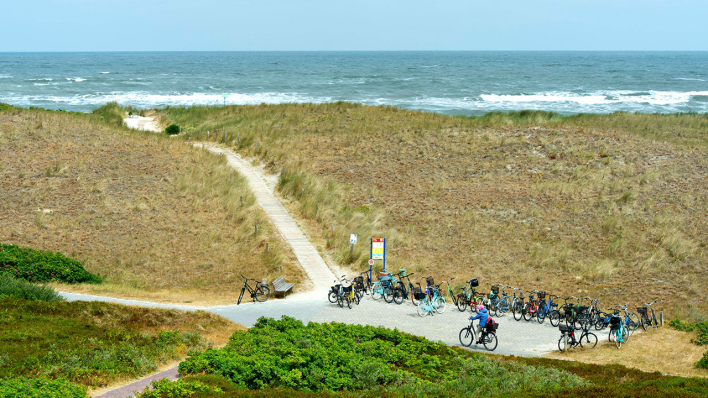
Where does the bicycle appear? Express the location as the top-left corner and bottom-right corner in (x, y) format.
(619, 304), (640, 337)
(459, 318), (499, 351)
(523, 290), (540, 321)
(336, 275), (359, 309)
(608, 313), (627, 349)
(455, 278), (482, 313)
(537, 293), (558, 324)
(237, 275), (271, 305)
(416, 278), (446, 316)
(639, 300), (659, 330)
(511, 287), (526, 321)
(557, 323), (598, 352)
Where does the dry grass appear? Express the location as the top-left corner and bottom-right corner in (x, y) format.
(0, 108), (303, 303)
(159, 103), (708, 318)
(546, 327), (708, 378)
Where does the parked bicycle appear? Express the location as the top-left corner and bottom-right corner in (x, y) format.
(608, 312), (627, 349)
(237, 275), (271, 305)
(416, 277), (446, 317)
(639, 300), (659, 330)
(557, 322), (598, 351)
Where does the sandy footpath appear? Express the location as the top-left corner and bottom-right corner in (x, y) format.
(124, 115), (160, 132)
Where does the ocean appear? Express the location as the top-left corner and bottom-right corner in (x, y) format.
(1, 51), (707, 115)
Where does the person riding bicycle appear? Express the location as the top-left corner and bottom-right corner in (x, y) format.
(470, 304), (489, 344)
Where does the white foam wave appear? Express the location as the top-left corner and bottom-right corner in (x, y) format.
(675, 77), (705, 82)
(481, 91), (708, 106)
(101, 72), (110, 74)
(66, 77), (86, 82)
(0, 75), (11, 79)
(27, 78), (54, 81)
(0, 91), (331, 108)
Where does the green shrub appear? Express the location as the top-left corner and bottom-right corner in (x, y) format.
(0, 377), (87, 398)
(90, 102), (126, 127)
(0, 103), (17, 112)
(165, 124), (181, 135)
(136, 378), (223, 398)
(0, 274), (64, 301)
(0, 243), (101, 284)
(178, 316), (585, 395)
(668, 319), (708, 345)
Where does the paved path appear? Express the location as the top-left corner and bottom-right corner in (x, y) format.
(201, 144), (335, 293)
(94, 367), (178, 398)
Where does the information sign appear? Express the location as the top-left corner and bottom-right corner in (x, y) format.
(372, 238), (384, 260)
(350, 234), (358, 245)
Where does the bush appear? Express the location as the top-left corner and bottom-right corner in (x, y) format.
(91, 102), (126, 127)
(0, 103), (17, 112)
(0, 377), (87, 398)
(137, 378), (223, 398)
(0, 244), (101, 284)
(0, 274), (64, 301)
(165, 124), (181, 135)
(178, 316), (585, 395)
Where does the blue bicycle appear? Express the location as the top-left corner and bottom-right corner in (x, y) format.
(416, 278), (447, 317)
(608, 313), (627, 349)
(537, 293), (559, 324)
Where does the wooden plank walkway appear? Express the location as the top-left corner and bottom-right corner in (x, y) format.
(203, 144), (335, 292)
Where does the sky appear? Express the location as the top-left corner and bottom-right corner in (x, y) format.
(1, 0), (707, 51)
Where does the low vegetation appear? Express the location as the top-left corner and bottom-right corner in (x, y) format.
(0, 105), (302, 304)
(138, 318), (707, 398)
(669, 319), (708, 369)
(0, 273), (64, 301)
(0, 243), (101, 284)
(0, 296), (242, 396)
(159, 103), (708, 318)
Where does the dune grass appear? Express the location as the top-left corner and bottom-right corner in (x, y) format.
(0, 106), (303, 304)
(158, 103), (708, 318)
(0, 273), (64, 302)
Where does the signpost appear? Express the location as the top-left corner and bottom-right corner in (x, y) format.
(369, 238), (386, 282)
(222, 93), (228, 106)
(349, 234), (357, 253)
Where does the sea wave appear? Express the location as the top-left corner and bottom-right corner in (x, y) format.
(675, 77), (705, 82)
(0, 91), (331, 108)
(480, 90), (708, 106)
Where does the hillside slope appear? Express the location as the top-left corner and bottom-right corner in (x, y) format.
(0, 107), (303, 304)
(161, 104), (708, 317)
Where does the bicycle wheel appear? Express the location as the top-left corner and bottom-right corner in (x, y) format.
(537, 310), (546, 324)
(558, 335), (567, 352)
(622, 325), (630, 342)
(417, 299), (430, 317)
(255, 285), (270, 302)
(459, 327), (474, 347)
(346, 296), (352, 309)
(523, 305), (533, 321)
(457, 296), (468, 312)
(651, 313), (658, 328)
(609, 330), (616, 342)
(498, 298), (509, 316)
(353, 292), (360, 305)
(237, 288), (245, 305)
(628, 314), (640, 335)
(580, 332), (598, 349)
(483, 333), (498, 351)
(383, 286), (394, 303)
(616, 332), (622, 349)
(338, 293), (344, 308)
(372, 283), (383, 300)
(328, 291), (338, 303)
(393, 288), (404, 305)
(435, 295), (446, 314)
(513, 301), (523, 321)
(549, 311), (560, 327)
(594, 318), (606, 331)
(641, 315), (649, 331)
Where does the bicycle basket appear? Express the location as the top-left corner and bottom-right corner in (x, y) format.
(399, 268), (406, 277)
(538, 291), (546, 299)
(488, 291), (497, 300)
(414, 291), (427, 300)
(559, 324), (573, 333)
(470, 278), (479, 287)
(637, 307), (648, 314)
(426, 277), (435, 286)
(353, 276), (364, 284)
(609, 316), (622, 330)
(342, 285), (352, 293)
(486, 322), (499, 332)
(491, 286), (500, 294)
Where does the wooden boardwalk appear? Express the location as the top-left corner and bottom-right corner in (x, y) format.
(203, 144), (335, 292)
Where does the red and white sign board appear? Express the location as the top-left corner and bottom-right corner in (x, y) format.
(372, 238), (384, 260)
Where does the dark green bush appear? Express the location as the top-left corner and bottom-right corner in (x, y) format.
(0, 274), (64, 301)
(178, 316), (585, 395)
(0, 103), (17, 112)
(0, 243), (101, 284)
(165, 124), (181, 135)
(0, 377), (87, 398)
(668, 319), (708, 368)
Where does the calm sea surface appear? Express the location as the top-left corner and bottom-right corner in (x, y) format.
(1, 52), (707, 115)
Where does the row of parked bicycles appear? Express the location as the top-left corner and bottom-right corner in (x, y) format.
(327, 270), (661, 351)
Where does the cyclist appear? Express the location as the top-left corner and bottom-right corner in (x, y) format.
(470, 304), (489, 344)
